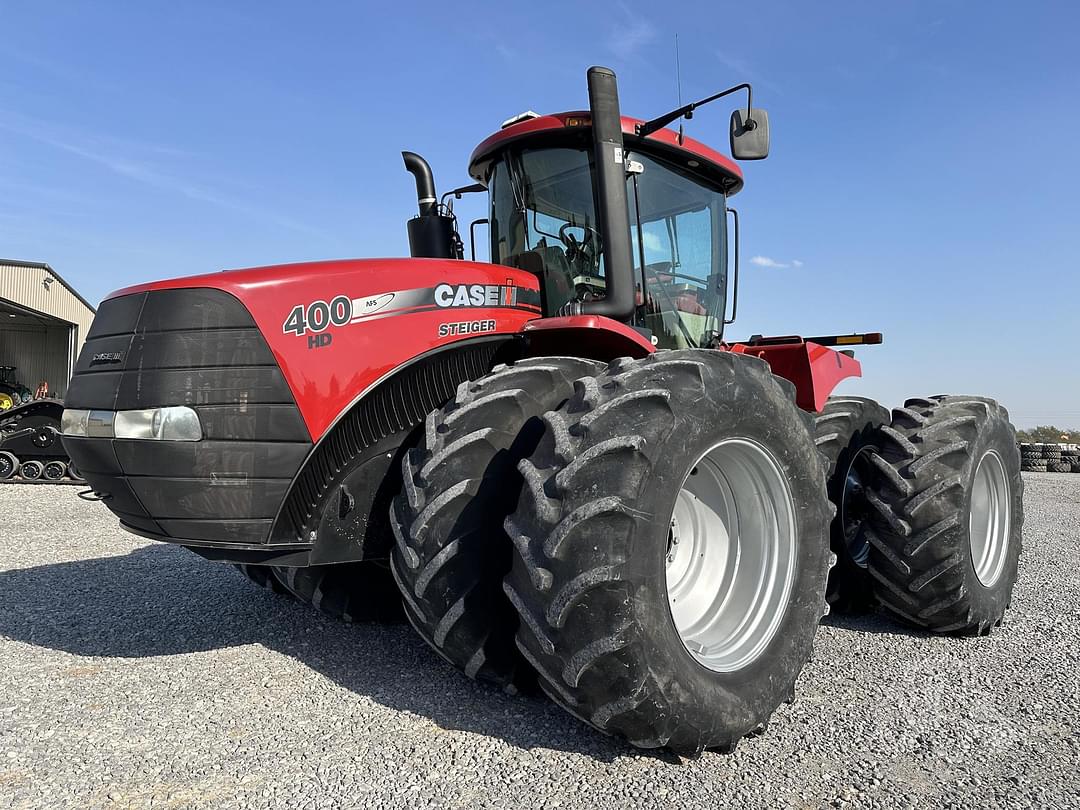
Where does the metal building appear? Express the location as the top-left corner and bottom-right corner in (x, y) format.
(0, 259), (96, 400)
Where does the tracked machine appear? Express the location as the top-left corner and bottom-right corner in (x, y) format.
(0, 395), (78, 483)
(61, 67), (1024, 754)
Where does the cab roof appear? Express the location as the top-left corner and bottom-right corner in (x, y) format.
(468, 111), (744, 195)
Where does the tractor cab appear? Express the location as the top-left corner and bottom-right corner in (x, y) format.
(468, 112), (747, 349)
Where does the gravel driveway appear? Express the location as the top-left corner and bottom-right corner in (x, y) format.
(1, 475), (1077, 809)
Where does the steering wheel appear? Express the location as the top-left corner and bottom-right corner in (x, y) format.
(558, 222), (601, 263)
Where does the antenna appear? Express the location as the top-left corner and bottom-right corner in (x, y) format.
(675, 34), (684, 144)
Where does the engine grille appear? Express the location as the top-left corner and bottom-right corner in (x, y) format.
(63, 289), (312, 545)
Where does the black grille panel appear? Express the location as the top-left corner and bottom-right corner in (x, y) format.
(63, 288), (312, 546)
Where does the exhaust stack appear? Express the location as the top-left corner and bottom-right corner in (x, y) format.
(578, 66), (636, 323)
(402, 151), (461, 259)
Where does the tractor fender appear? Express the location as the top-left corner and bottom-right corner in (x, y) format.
(729, 341), (862, 412)
(521, 315), (655, 362)
(266, 334), (518, 561)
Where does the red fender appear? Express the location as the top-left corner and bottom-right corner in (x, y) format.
(522, 315), (655, 361)
(730, 341), (862, 412)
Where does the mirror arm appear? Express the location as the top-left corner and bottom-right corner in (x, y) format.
(469, 218), (489, 262)
(636, 83), (754, 139)
(440, 182), (486, 213)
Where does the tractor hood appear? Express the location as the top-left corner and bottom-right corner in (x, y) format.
(63, 258), (541, 550)
(96, 258), (542, 440)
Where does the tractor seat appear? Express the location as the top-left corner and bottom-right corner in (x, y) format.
(508, 249), (573, 313)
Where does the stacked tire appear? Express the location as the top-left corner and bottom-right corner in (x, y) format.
(1065, 445), (1080, 473)
(1019, 442), (1080, 472)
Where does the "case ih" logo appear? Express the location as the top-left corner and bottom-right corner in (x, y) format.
(434, 282), (517, 308)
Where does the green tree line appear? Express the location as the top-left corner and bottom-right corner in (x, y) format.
(1016, 426), (1078, 443)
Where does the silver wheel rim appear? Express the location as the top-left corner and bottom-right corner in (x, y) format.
(969, 449), (1010, 587)
(665, 438), (798, 673)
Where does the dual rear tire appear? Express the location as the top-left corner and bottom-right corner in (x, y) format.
(503, 351), (832, 753)
(814, 395), (1023, 633)
(225, 354), (1025, 753)
(231, 561), (403, 623)
(388, 357), (604, 690)
(394, 350), (833, 754)
(864, 397), (1023, 633)
(813, 397), (891, 612)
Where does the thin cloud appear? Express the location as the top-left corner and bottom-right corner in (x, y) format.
(0, 111), (326, 238)
(607, 5), (657, 61)
(716, 51), (782, 95)
(751, 255), (803, 269)
(642, 230), (664, 252)
(2, 48), (121, 95)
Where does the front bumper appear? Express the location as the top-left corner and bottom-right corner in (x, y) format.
(63, 288), (313, 547)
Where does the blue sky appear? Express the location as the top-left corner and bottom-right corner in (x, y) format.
(1, 2), (1077, 427)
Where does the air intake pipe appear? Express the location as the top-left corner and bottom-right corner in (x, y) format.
(402, 151), (461, 259)
(578, 66), (636, 323)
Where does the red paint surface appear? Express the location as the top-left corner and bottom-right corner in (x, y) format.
(107, 254), (863, 447)
(523, 315), (655, 360)
(729, 341), (862, 412)
(468, 111), (744, 190)
(109, 259), (541, 441)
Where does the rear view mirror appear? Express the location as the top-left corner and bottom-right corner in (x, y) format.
(730, 108), (770, 160)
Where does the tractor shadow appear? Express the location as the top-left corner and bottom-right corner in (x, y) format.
(820, 609), (934, 638)
(0, 544), (670, 763)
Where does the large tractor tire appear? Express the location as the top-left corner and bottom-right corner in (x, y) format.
(233, 564), (293, 597)
(503, 351), (832, 754)
(865, 396), (1023, 634)
(272, 562), (404, 622)
(813, 396), (891, 612)
(390, 357), (604, 691)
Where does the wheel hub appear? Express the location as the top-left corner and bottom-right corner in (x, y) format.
(969, 449), (1011, 586)
(840, 446), (876, 568)
(665, 438), (798, 673)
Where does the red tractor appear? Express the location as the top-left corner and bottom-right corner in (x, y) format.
(61, 67), (1023, 755)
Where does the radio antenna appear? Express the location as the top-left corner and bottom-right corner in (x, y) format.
(675, 34), (684, 143)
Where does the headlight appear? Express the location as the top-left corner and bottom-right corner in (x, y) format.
(87, 410), (115, 438)
(114, 406), (202, 441)
(60, 409), (90, 436)
(113, 409), (155, 439)
(63, 406), (202, 442)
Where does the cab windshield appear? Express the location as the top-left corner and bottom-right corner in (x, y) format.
(488, 145), (727, 347)
(628, 152), (727, 349)
(489, 147), (606, 314)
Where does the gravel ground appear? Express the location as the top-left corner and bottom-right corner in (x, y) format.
(1, 475), (1078, 810)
